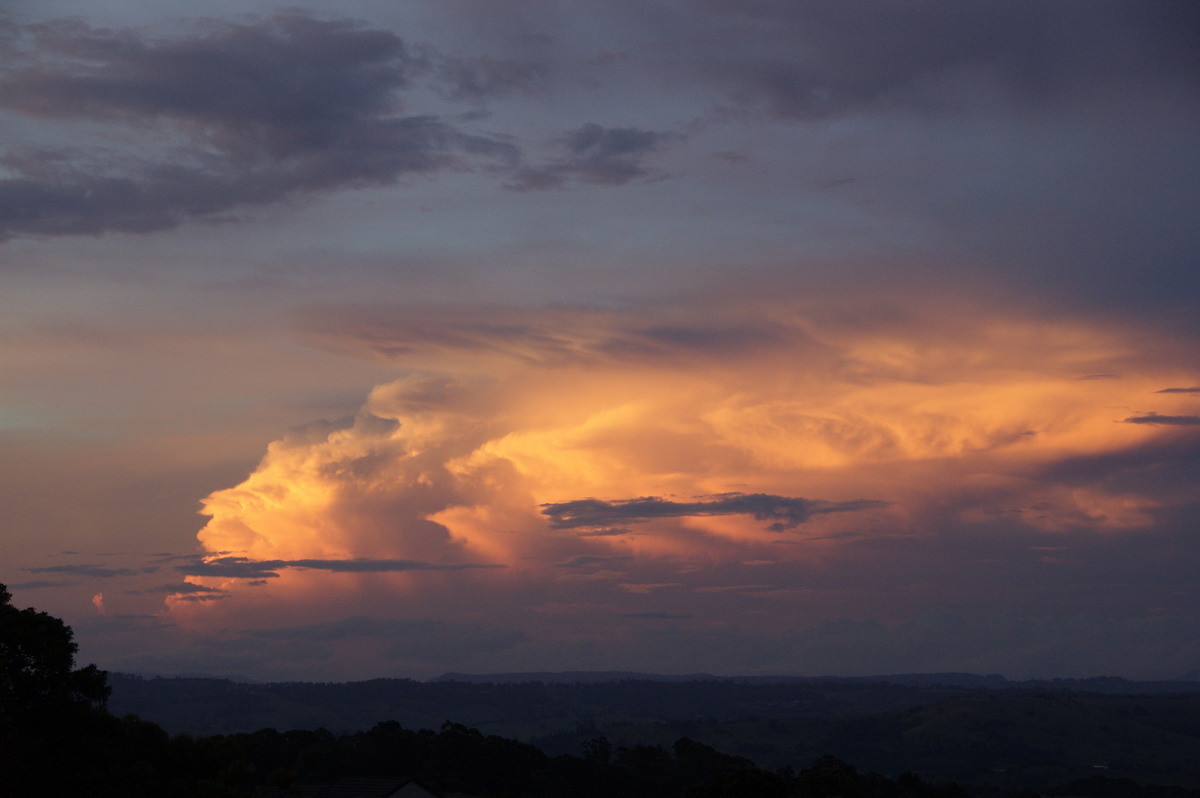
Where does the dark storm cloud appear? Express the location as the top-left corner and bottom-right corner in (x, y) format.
(1037, 431), (1200, 502)
(24, 564), (156, 578)
(1124, 414), (1200, 427)
(577, 527), (632, 538)
(696, 0), (1200, 119)
(170, 593), (230, 603)
(436, 55), (550, 101)
(0, 14), (516, 239)
(0, 15), (411, 125)
(144, 582), (226, 595)
(542, 493), (888, 532)
(506, 123), (675, 190)
(177, 555), (503, 579)
(555, 554), (633, 569)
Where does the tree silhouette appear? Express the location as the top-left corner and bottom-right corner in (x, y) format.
(0, 583), (113, 795)
(0, 584), (109, 719)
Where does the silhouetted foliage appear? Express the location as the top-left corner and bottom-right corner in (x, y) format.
(0, 583), (115, 796)
(0, 584), (109, 719)
(2, 588), (1196, 796)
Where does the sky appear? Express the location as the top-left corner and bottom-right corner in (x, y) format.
(2, 1), (1199, 683)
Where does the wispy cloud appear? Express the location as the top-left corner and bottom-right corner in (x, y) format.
(542, 492), (887, 532)
(506, 123), (677, 190)
(144, 583), (227, 595)
(177, 555), (504, 579)
(1123, 414), (1200, 427)
(25, 564), (157, 578)
(555, 554), (634, 569)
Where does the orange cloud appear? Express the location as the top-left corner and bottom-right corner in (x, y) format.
(175, 298), (1199, 638)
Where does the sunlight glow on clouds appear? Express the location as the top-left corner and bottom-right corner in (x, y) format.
(176, 299), (1200, 650)
(4, 1), (1198, 682)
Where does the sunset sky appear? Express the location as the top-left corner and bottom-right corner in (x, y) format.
(2, 1), (1198, 682)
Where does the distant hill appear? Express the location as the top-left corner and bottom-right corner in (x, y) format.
(106, 672), (1200, 791)
(433, 670), (724, 684)
(432, 670), (1200, 694)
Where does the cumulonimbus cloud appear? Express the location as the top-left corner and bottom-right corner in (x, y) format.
(175, 298), (1200, 638)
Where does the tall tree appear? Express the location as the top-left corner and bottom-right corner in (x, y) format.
(0, 584), (113, 795)
(0, 584), (109, 721)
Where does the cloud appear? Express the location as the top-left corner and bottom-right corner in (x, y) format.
(163, 297), (1200, 678)
(693, 1), (1200, 120)
(0, 14), (517, 239)
(24, 564), (155, 578)
(436, 54), (550, 100)
(577, 527), (633, 537)
(1157, 387), (1200, 394)
(298, 303), (796, 367)
(177, 555), (502, 579)
(144, 583), (227, 595)
(556, 554), (634, 569)
(506, 123), (676, 190)
(542, 493), (887, 532)
(1124, 414), (1200, 427)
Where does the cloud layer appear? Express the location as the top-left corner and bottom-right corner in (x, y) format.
(165, 299), (1200, 677)
(0, 14), (514, 238)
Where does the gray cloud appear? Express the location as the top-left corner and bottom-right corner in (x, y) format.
(696, 1), (1200, 120)
(144, 582), (226, 595)
(1024, 432), (1200, 523)
(299, 303), (796, 367)
(577, 527), (633, 537)
(1157, 387), (1200, 394)
(24, 564), (156, 578)
(0, 14), (517, 240)
(506, 123), (675, 190)
(170, 593), (231, 603)
(437, 54), (550, 101)
(542, 492), (888, 532)
(176, 555), (504, 579)
(555, 554), (634, 569)
(1124, 414), (1200, 427)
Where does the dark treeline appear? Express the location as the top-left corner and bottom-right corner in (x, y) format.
(109, 671), (1200, 792)
(42, 718), (977, 798)
(4, 585), (1200, 797)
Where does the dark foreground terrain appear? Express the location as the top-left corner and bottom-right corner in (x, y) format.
(108, 671), (1200, 795)
(7, 580), (1200, 796)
